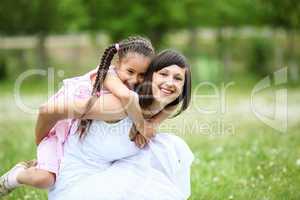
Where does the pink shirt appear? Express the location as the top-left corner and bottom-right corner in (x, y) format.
(46, 68), (114, 154)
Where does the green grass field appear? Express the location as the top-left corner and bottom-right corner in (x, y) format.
(0, 87), (300, 200)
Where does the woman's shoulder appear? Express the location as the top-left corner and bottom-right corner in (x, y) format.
(153, 133), (194, 165)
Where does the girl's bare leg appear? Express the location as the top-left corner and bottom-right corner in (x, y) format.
(0, 161), (55, 197)
(17, 167), (55, 189)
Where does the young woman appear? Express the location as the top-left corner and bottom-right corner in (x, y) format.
(59, 133), (194, 200)
(46, 50), (193, 199)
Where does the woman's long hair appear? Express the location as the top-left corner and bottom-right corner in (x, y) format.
(137, 49), (192, 117)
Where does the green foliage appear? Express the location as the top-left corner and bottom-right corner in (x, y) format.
(0, 0), (63, 35)
(80, 0), (188, 45)
(247, 37), (274, 77)
(0, 0), (262, 43)
(257, 0), (300, 29)
(0, 0), (299, 83)
(1, 0), (298, 37)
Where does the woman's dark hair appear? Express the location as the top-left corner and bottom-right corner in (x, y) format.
(78, 36), (155, 138)
(137, 49), (191, 117)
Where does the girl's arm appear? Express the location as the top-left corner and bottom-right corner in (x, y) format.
(35, 94), (126, 144)
(149, 105), (177, 125)
(103, 72), (153, 139)
(131, 105), (177, 147)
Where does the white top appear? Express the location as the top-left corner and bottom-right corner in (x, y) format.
(48, 69), (194, 200)
(49, 133), (194, 200)
(49, 117), (139, 198)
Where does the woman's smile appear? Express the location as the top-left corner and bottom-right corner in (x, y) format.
(159, 85), (175, 96)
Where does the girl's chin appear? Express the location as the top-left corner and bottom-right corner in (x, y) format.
(124, 83), (134, 90)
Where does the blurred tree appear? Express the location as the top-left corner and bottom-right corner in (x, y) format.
(81, 0), (187, 47)
(1, 0), (56, 69)
(258, 0), (300, 30)
(0, 0), (86, 70)
(258, 0), (300, 81)
(0, 55), (7, 81)
(183, 0), (258, 81)
(210, 0), (257, 81)
(247, 37), (274, 77)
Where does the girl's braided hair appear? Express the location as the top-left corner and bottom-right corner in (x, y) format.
(77, 36), (154, 138)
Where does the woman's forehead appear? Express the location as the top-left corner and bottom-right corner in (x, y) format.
(158, 65), (186, 74)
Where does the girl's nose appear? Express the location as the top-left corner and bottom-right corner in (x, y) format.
(129, 74), (139, 85)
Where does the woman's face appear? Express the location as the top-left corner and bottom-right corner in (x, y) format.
(152, 65), (186, 105)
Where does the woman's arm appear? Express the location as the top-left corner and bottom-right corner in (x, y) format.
(103, 72), (153, 139)
(35, 94), (126, 144)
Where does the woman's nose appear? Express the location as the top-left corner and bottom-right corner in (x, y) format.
(165, 78), (175, 88)
(167, 76), (176, 83)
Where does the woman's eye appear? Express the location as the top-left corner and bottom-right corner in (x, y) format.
(175, 77), (183, 81)
(159, 73), (168, 76)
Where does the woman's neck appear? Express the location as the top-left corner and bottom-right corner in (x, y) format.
(143, 99), (168, 118)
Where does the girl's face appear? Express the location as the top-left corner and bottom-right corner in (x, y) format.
(152, 65), (186, 105)
(116, 53), (151, 90)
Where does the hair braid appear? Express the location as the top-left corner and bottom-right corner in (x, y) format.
(77, 36), (154, 138)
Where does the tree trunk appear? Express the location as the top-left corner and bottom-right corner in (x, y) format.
(216, 28), (229, 82)
(187, 28), (198, 57)
(187, 28), (201, 84)
(15, 49), (28, 79)
(273, 29), (283, 69)
(0, 56), (7, 81)
(36, 33), (49, 70)
(286, 29), (299, 83)
(150, 30), (165, 50)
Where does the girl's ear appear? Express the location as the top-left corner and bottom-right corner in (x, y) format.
(111, 58), (119, 68)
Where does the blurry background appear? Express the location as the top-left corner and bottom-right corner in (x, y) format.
(0, 0), (300, 200)
(0, 0), (299, 85)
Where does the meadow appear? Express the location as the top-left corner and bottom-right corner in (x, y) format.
(0, 82), (299, 200)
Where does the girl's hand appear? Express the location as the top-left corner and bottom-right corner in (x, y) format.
(142, 120), (156, 139)
(134, 133), (149, 149)
(130, 121), (156, 141)
(129, 126), (149, 148)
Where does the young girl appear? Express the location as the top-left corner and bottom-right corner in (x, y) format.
(0, 36), (163, 196)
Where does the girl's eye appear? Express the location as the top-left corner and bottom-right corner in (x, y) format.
(138, 74), (145, 79)
(159, 72), (168, 76)
(127, 70), (134, 74)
